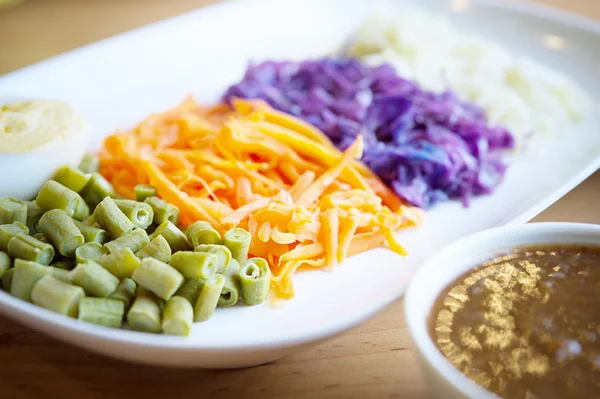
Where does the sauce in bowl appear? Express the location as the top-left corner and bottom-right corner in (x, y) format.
(428, 245), (600, 399)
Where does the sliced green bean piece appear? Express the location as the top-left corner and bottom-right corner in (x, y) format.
(144, 196), (179, 225)
(108, 278), (137, 311)
(194, 274), (225, 322)
(70, 261), (120, 298)
(218, 259), (241, 308)
(38, 209), (84, 257)
(8, 234), (55, 265)
(96, 248), (140, 280)
(11, 259), (50, 302)
(35, 180), (80, 217)
(135, 234), (172, 263)
(149, 221), (191, 252)
(82, 215), (98, 227)
(92, 197), (134, 239)
(162, 296), (193, 336)
(73, 220), (109, 244)
(134, 185), (157, 202)
(223, 228), (251, 264)
(0, 197), (27, 225)
(174, 278), (203, 305)
(2, 268), (14, 291)
(186, 221), (221, 247)
(32, 233), (50, 244)
(50, 267), (72, 283)
(80, 173), (114, 208)
(104, 229), (149, 254)
(73, 197), (90, 221)
(0, 251), (11, 278)
(127, 287), (162, 333)
(51, 257), (76, 270)
(25, 201), (43, 234)
(79, 153), (99, 174)
(51, 165), (90, 193)
(78, 297), (124, 328)
(75, 242), (108, 264)
(169, 251), (217, 279)
(240, 258), (271, 306)
(31, 275), (85, 318)
(132, 258), (183, 301)
(0, 222), (28, 252)
(194, 244), (231, 273)
(113, 199), (154, 230)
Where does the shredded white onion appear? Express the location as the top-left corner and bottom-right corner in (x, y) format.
(345, 6), (593, 148)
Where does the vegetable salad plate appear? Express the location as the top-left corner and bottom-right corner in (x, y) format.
(1, 0), (600, 368)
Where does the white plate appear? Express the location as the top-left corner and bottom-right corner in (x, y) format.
(0, 0), (599, 368)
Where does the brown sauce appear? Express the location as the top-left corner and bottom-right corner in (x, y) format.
(428, 245), (600, 399)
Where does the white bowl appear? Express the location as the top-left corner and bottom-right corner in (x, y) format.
(0, 134), (88, 200)
(405, 222), (600, 399)
(0, 97), (88, 200)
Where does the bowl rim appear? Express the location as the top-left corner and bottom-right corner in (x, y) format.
(404, 222), (600, 399)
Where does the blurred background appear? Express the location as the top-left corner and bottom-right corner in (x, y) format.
(0, 0), (599, 76)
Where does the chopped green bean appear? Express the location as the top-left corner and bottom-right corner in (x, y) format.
(32, 233), (50, 244)
(104, 229), (149, 254)
(112, 199), (154, 230)
(78, 297), (124, 328)
(108, 278), (137, 310)
(218, 259), (241, 308)
(79, 153), (99, 174)
(80, 173), (114, 208)
(144, 196), (179, 225)
(96, 248), (140, 280)
(162, 296), (193, 336)
(70, 261), (120, 298)
(51, 165), (90, 193)
(81, 215), (98, 227)
(169, 251), (217, 279)
(31, 275), (85, 317)
(239, 258), (271, 306)
(2, 268), (14, 291)
(35, 180), (80, 217)
(132, 257), (184, 301)
(51, 257), (76, 270)
(25, 201), (43, 234)
(38, 209), (84, 257)
(11, 259), (50, 302)
(0, 222), (28, 252)
(73, 197), (90, 221)
(0, 197), (27, 225)
(73, 220), (109, 244)
(135, 234), (171, 263)
(127, 287), (162, 333)
(194, 274), (225, 322)
(186, 221), (221, 247)
(223, 228), (251, 264)
(134, 185), (157, 202)
(92, 197), (134, 238)
(174, 278), (203, 305)
(194, 244), (231, 273)
(50, 267), (72, 283)
(149, 221), (191, 252)
(0, 251), (11, 278)
(75, 242), (108, 264)
(7, 234), (55, 265)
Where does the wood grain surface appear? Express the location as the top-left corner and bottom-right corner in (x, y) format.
(0, 1), (598, 398)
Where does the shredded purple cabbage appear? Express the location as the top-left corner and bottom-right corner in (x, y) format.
(223, 58), (514, 209)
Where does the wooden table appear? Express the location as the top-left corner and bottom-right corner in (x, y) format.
(0, 1), (598, 398)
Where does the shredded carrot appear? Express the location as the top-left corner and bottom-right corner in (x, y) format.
(99, 97), (423, 297)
